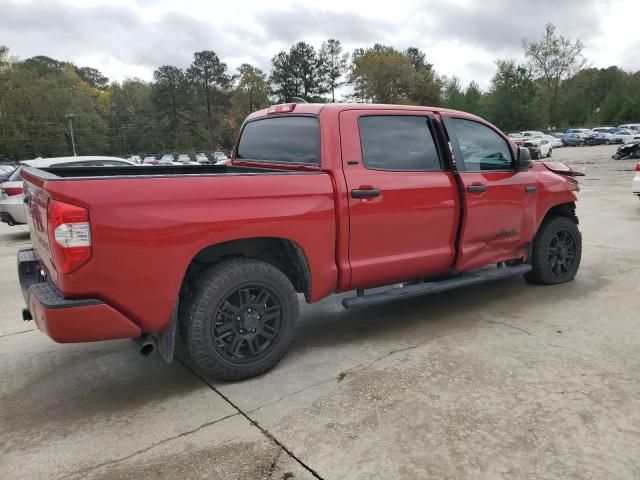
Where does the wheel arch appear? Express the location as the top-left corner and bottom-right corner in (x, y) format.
(180, 237), (312, 302)
(544, 201), (578, 225)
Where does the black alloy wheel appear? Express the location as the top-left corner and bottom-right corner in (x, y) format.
(212, 285), (283, 364)
(546, 229), (578, 279)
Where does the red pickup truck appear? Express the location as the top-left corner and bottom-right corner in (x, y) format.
(18, 103), (583, 380)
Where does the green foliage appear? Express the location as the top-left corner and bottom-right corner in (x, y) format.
(270, 42), (325, 102)
(524, 22), (586, 125)
(230, 64), (270, 128)
(484, 61), (545, 132)
(318, 39), (349, 102)
(350, 44), (441, 105)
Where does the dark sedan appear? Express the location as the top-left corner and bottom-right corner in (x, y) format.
(562, 133), (588, 146)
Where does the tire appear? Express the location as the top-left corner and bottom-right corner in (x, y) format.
(605, 140), (611, 145)
(547, 148), (553, 158)
(579, 141), (585, 146)
(183, 259), (299, 380)
(524, 215), (582, 285)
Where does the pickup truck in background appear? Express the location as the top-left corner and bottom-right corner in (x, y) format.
(17, 103), (583, 380)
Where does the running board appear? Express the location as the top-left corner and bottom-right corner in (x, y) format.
(342, 264), (532, 309)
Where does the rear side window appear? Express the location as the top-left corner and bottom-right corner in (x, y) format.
(358, 116), (441, 171)
(237, 116), (320, 165)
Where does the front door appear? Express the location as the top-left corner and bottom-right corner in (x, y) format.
(340, 110), (460, 289)
(442, 116), (537, 271)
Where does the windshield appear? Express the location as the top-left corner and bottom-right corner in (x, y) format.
(8, 166), (23, 181)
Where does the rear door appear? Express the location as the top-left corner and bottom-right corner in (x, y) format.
(442, 116), (537, 271)
(340, 110), (459, 289)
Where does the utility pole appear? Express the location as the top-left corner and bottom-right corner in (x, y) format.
(66, 114), (77, 156)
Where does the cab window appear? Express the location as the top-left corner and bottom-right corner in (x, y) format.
(358, 115), (442, 171)
(449, 118), (513, 171)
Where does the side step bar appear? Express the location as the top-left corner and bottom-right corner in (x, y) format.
(342, 263), (532, 309)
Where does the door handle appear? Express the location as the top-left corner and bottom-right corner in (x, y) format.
(525, 185), (537, 194)
(351, 188), (380, 199)
(467, 184), (487, 193)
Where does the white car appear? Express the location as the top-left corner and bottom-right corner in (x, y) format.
(612, 130), (640, 144)
(520, 130), (546, 138)
(195, 153), (209, 164)
(522, 138), (553, 159)
(127, 155), (142, 164)
(176, 154), (199, 165)
(633, 162), (640, 199)
(542, 134), (563, 148)
(0, 156), (134, 226)
(618, 123), (640, 133)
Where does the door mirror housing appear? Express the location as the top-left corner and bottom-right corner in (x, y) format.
(515, 146), (532, 171)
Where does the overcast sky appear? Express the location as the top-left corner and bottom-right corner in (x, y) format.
(2, 0), (639, 90)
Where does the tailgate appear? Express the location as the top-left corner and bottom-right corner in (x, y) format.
(23, 181), (57, 282)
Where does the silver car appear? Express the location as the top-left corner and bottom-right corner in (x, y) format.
(0, 156), (134, 226)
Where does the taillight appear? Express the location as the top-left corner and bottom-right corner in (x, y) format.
(47, 199), (92, 274)
(2, 187), (23, 196)
(636, 162), (640, 172)
(267, 103), (296, 114)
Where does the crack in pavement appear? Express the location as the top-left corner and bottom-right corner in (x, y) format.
(175, 357), (324, 480)
(247, 377), (339, 415)
(0, 328), (36, 338)
(54, 412), (239, 480)
(484, 319), (532, 336)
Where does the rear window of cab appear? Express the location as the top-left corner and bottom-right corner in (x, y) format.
(236, 116), (320, 165)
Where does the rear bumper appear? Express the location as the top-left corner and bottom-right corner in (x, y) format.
(18, 248), (141, 342)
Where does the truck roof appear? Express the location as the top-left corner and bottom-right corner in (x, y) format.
(247, 103), (484, 123)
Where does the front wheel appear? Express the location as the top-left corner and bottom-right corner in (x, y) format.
(524, 215), (582, 285)
(183, 259), (299, 380)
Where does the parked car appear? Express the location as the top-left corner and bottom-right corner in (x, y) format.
(592, 127), (616, 135)
(0, 164), (16, 182)
(508, 133), (525, 146)
(161, 154), (175, 163)
(633, 162), (640, 199)
(589, 132), (616, 145)
(195, 153), (209, 164)
(562, 133), (588, 146)
(520, 130), (547, 138)
(213, 151), (229, 162)
(612, 140), (640, 160)
(618, 123), (640, 132)
(564, 128), (593, 135)
(523, 138), (553, 158)
(0, 156), (135, 226)
(128, 155), (142, 164)
(541, 135), (563, 148)
(176, 154), (193, 163)
(611, 130), (639, 144)
(16, 103), (583, 381)
(143, 156), (159, 165)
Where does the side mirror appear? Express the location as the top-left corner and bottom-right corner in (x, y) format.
(516, 146), (532, 171)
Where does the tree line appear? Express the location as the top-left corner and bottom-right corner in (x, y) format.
(1, 23), (639, 161)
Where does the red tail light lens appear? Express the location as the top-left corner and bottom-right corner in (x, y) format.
(267, 103), (296, 114)
(2, 187), (23, 196)
(47, 199), (92, 274)
(636, 162), (640, 172)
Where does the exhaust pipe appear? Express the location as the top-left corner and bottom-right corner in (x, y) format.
(132, 335), (156, 356)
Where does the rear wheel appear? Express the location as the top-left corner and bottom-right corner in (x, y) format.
(525, 215), (582, 285)
(183, 259), (298, 380)
(547, 148), (553, 158)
